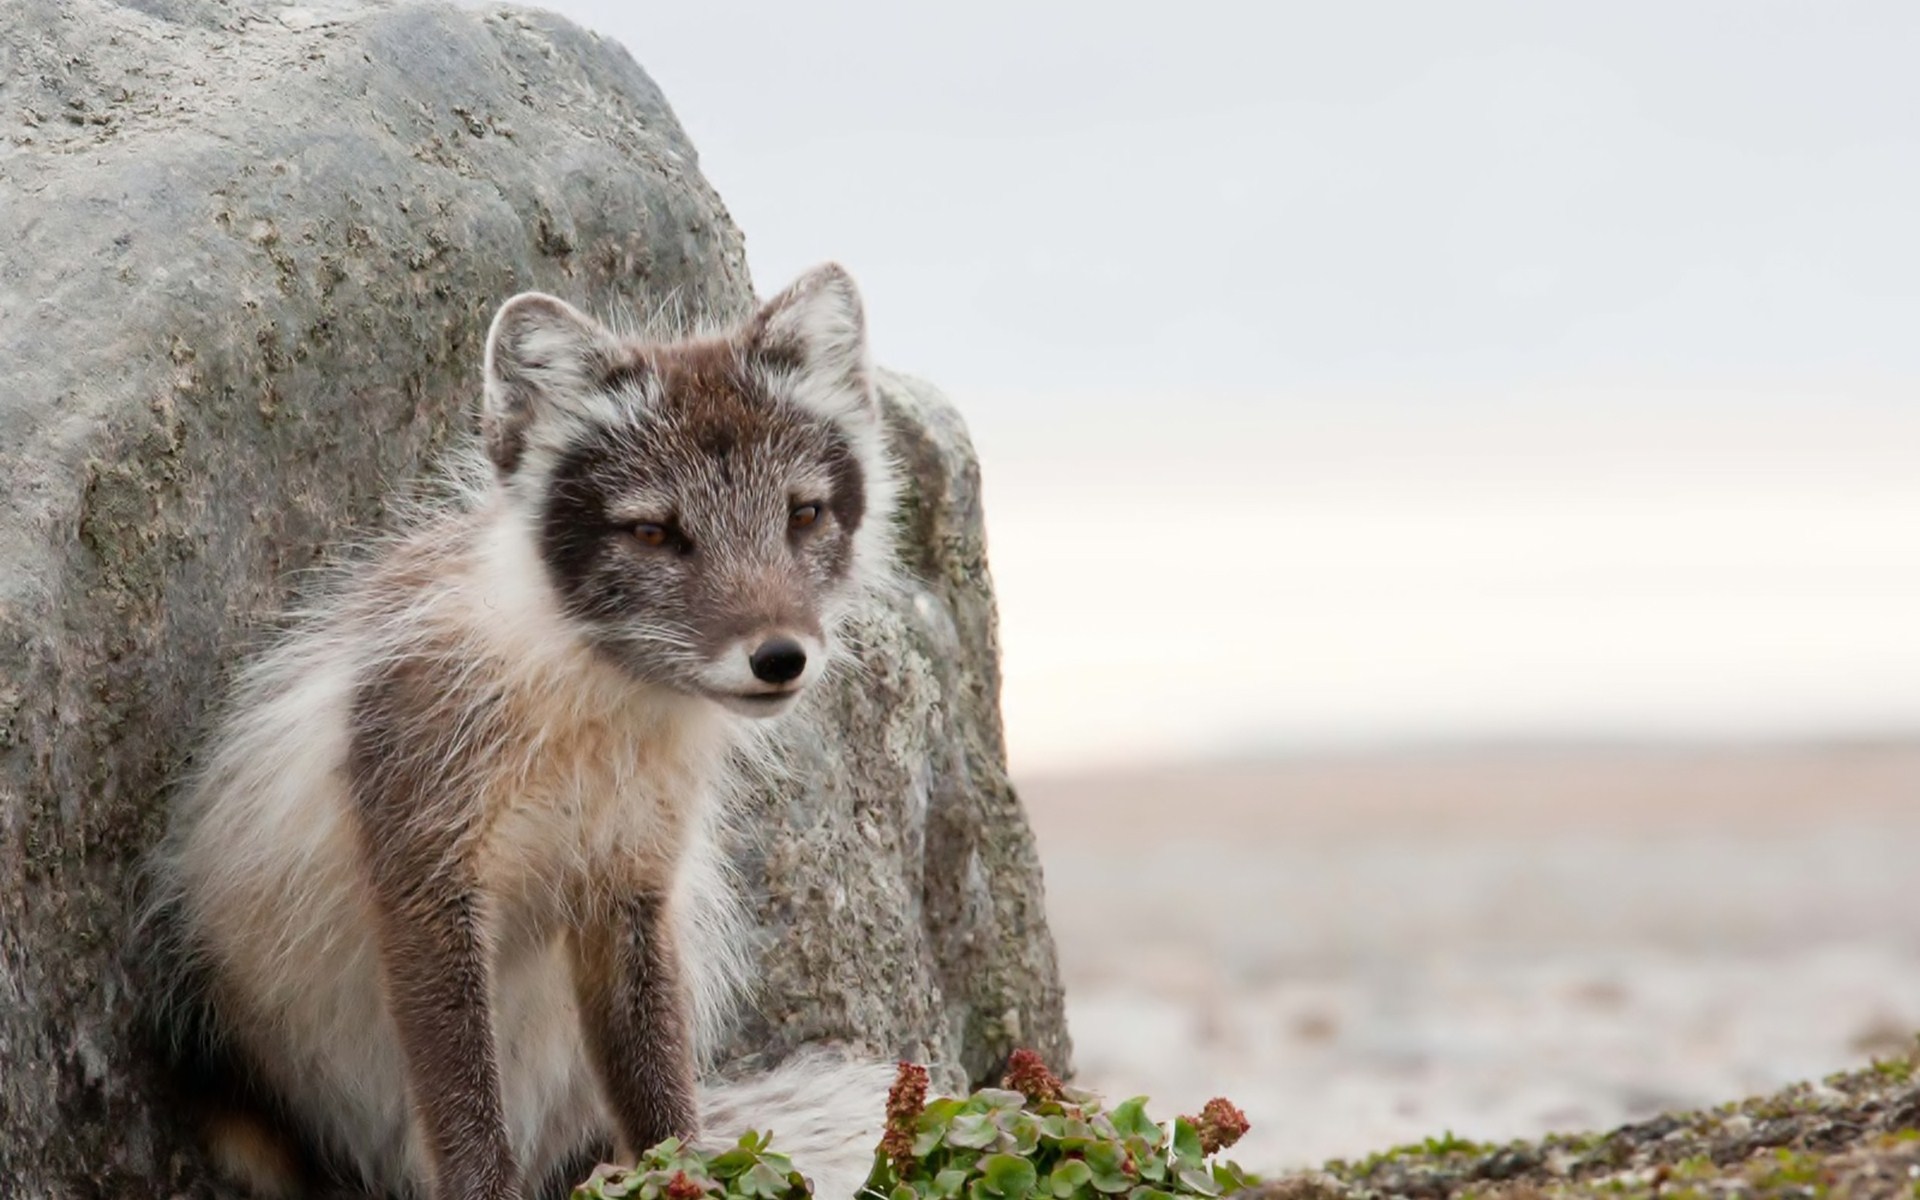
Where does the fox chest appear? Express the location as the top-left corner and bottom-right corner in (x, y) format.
(469, 709), (714, 941)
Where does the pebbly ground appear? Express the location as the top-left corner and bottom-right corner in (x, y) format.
(1018, 745), (1920, 1174)
(1252, 1047), (1920, 1198)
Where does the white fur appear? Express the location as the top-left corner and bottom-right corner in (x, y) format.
(756, 266), (873, 427)
(149, 268), (904, 1199)
(483, 292), (634, 485)
(152, 505), (736, 1191)
(702, 625), (829, 702)
(699, 1052), (897, 1200)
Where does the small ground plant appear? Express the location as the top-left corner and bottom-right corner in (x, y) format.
(572, 1051), (1252, 1200)
(866, 1051), (1253, 1200)
(572, 1131), (813, 1200)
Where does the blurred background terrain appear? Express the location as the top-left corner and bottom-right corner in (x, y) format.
(1023, 745), (1920, 1164)
(479, 0), (1920, 1168)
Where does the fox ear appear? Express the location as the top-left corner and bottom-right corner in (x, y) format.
(483, 292), (614, 474)
(747, 263), (875, 427)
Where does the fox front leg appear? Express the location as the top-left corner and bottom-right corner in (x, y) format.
(571, 890), (700, 1159)
(351, 660), (525, 1200)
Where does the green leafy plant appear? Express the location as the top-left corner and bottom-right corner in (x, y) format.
(572, 1051), (1253, 1200)
(574, 1130), (812, 1200)
(863, 1050), (1253, 1200)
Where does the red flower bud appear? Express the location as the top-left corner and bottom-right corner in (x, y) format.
(1184, 1098), (1250, 1155)
(665, 1171), (706, 1200)
(882, 1061), (931, 1167)
(1001, 1048), (1064, 1106)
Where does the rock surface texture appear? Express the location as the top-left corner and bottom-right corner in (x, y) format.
(0, 2), (1068, 1195)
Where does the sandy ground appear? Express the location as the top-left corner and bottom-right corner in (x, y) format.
(1016, 743), (1920, 1171)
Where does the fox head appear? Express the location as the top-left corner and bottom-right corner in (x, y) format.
(480, 264), (895, 717)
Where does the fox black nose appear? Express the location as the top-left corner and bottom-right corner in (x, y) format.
(748, 637), (808, 685)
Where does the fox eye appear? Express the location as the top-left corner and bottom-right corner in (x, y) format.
(629, 522), (670, 549)
(789, 503), (822, 530)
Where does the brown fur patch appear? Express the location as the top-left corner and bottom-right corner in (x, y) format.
(572, 890), (699, 1155)
(205, 1107), (306, 1200)
(349, 650), (520, 1199)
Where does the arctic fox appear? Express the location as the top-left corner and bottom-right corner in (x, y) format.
(146, 264), (899, 1200)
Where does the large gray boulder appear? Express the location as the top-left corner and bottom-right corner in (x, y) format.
(0, 2), (1069, 1195)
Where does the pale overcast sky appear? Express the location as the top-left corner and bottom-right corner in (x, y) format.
(488, 2), (1920, 772)
(566, 2), (1920, 392)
